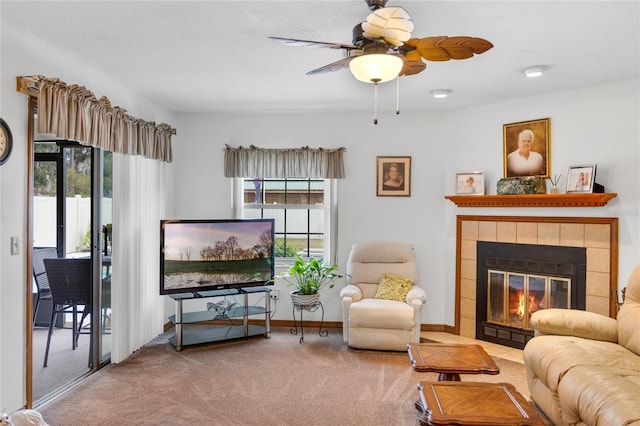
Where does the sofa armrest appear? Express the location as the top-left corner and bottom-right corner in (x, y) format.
(339, 284), (362, 302)
(406, 286), (427, 305)
(530, 308), (618, 343)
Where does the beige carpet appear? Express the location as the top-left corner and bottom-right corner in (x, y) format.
(39, 327), (533, 425)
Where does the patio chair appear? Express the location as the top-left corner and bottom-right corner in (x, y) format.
(43, 258), (93, 367)
(32, 247), (59, 325)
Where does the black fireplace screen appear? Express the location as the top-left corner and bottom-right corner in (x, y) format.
(476, 241), (586, 349)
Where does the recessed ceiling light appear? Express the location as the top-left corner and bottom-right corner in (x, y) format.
(523, 66), (546, 78)
(431, 89), (452, 98)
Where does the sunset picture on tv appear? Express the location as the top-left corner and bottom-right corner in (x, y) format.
(160, 219), (275, 295)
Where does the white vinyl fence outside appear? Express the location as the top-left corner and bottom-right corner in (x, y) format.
(34, 196), (112, 255)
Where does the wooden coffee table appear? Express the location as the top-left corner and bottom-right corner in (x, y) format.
(407, 343), (500, 381)
(417, 381), (544, 425)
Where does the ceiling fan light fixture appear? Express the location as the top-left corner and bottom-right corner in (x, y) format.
(349, 54), (403, 84)
(523, 66), (546, 78)
(431, 89), (452, 99)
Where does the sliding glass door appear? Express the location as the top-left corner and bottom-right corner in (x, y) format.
(31, 140), (112, 403)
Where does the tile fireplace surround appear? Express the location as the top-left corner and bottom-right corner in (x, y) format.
(455, 215), (618, 340)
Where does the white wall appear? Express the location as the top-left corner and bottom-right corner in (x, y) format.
(172, 78), (639, 326)
(440, 80), (640, 323)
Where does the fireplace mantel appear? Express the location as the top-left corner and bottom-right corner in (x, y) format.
(445, 193), (616, 208)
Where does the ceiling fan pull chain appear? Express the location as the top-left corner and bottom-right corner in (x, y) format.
(373, 78), (380, 125)
(396, 77), (400, 115)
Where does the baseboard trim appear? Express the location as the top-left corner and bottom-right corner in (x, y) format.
(164, 320), (455, 333)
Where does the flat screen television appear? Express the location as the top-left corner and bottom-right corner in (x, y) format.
(160, 218), (275, 295)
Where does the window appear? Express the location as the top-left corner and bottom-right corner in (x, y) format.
(234, 178), (337, 264)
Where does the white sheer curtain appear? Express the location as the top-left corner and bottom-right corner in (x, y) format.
(110, 153), (167, 362)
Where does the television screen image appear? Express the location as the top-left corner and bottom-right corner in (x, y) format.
(160, 219), (275, 295)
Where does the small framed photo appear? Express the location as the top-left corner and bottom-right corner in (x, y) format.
(455, 172), (485, 195)
(503, 118), (551, 178)
(376, 156), (411, 197)
(566, 164), (597, 193)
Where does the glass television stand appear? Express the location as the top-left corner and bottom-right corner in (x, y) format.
(168, 287), (271, 351)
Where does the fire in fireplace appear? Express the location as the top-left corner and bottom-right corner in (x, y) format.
(487, 270), (571, 330)
(476, 242), (586, 349)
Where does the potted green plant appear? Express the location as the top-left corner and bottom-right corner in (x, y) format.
(276, 255), (344, 306)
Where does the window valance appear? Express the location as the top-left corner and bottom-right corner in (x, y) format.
(224, 144), (346, 179)
(17, 75), (175, 162)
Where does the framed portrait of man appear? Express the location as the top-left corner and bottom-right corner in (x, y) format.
(503, 118), (551, 178)
(376, 156), (411, 197)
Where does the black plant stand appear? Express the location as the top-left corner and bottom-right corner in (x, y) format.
(291, 301), (327, 344)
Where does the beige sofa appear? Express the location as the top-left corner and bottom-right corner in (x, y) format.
(523, 265), (640, 426)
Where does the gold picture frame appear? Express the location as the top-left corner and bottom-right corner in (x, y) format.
(503, 118), (551, 178)
(376, 156), (411, 197)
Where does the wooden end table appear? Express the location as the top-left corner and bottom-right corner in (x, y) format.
(407, 343), (500, 381)
(417, 381), (544, 425)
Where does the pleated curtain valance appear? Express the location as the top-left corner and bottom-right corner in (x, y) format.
(21, 75), (175, 162)
(224, 144), (346, 179)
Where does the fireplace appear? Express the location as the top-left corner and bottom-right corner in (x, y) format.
(454, 216), (618, 347)
(475, 242), (586, 349)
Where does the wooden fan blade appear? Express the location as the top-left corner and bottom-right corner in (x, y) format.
(403, 50), (423, 62)
(306, 57), (354, 75)
(405, 37), (450, 61)
(459, 37), (493, 54)
(400, 60), (426, 77)
(268, 36), (358, 51)
(406, 36), (494, 62)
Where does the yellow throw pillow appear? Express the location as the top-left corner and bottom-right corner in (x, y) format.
(375, 274), (414, 302)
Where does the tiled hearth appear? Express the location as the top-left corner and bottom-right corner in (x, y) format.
(455, 215), (618, 340)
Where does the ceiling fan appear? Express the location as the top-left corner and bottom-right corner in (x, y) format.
(269, 0), (494, 85)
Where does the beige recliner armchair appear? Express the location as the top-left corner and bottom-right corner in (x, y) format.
(339, 241), (427, 351)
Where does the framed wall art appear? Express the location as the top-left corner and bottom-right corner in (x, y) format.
(503, 117), (551, 178)
(566, 164), (596, 193)
(455, 172), (485, 195)
(376, 156), (411, 197)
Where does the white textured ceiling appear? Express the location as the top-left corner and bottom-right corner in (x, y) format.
(2, 1), (639, 114)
